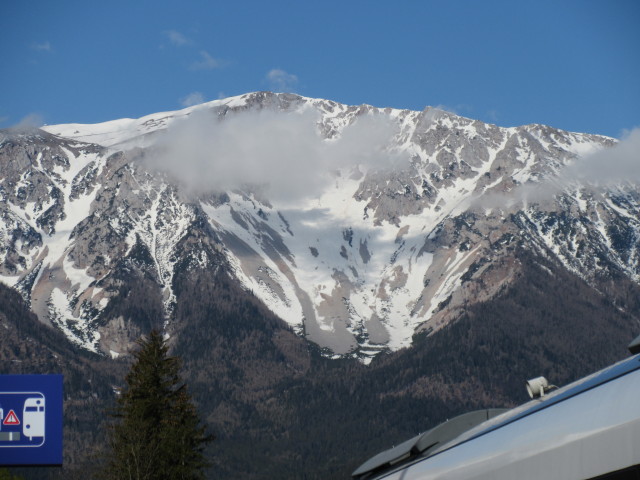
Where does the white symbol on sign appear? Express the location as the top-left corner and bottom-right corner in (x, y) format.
(0, 392), (46, 447)
(22, 397), (45, 441)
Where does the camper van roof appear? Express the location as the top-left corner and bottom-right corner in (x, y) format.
(353, 353), (640, 479)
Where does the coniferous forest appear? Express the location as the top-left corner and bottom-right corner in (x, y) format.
(0, 248), (638, 479)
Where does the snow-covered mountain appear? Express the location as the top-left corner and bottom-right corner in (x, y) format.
(1, 92), (637, 361)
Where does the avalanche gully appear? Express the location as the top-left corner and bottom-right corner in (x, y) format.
(1, 91), (638, 362)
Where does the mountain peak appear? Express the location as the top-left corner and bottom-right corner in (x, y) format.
(3, 93), (636, 360)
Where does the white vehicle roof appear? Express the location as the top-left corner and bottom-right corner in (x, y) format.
(354, 336), (640, 480)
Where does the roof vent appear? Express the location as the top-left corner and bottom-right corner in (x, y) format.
(629, 334), (640, 355)
(525, 377), (556, 399)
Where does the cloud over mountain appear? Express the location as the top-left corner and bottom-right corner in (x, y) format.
(147, 107), (401, 202)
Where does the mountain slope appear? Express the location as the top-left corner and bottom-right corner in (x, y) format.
(1, 92), (639, 478)
(5, 244), (632, 479)
(1, 92), (637, 361)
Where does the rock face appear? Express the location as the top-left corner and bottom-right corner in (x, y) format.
(0, 92), (637, 360)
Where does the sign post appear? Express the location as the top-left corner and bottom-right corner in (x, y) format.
(0, 375), (63, 466)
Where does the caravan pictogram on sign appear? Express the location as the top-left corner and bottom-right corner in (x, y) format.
(3, 410), (19, 426)
(0, 393), (45, 446)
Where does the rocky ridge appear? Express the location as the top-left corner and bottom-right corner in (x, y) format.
(1, 92), (637, 361)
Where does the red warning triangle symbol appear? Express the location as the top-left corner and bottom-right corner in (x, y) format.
(3, 410), (20, 425)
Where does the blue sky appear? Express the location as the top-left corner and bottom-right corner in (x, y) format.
(1, 0), (638, 137)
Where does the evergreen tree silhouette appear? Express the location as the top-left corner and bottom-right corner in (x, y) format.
(104, 330), (212, 479)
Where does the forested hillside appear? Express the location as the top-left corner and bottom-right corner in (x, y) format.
(2, 245), (635, 479)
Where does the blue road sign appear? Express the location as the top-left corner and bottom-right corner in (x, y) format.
(0, 375), (63, 466)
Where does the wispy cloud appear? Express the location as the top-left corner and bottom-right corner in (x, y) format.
(486, 109), (499, 122)
(473, 126), (640, 210)
(559, 126), (640, 186)
(31, 41), (52, 52)
(190, 50), (221, 70)
(161, 29), (225, 72)
(266, 68), (298, 92)
(9, 113), (44, 130)
(431, 104), (459, 116)
(164, 30), (190, 47)
(180, 91), (205, 107)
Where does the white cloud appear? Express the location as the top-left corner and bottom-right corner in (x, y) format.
(190, 50), (221, 70)
(180, 92), (205, 107)
(473, 127), (640, 209)
(31, 41), (52, 52)
(165, 30), (190, 46)
(9, 113), (44, 130)
(144, 108), (401, 202)
(486, 109), (499, 122)
(266, 69), (298, 92)
(558, 127), (640, 186)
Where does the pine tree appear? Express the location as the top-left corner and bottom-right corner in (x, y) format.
(104, 330), (212, 480)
